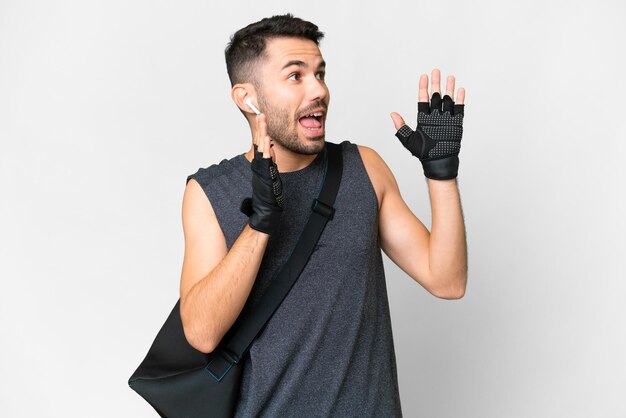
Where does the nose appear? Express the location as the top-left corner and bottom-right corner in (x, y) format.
(306, 76), (329, 104)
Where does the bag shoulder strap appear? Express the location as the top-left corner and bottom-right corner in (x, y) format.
(206, 141), (344, 381)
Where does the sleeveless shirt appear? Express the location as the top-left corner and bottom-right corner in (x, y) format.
(186, 141), (403, 417)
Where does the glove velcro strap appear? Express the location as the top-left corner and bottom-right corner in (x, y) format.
(422, 156), (459, 180)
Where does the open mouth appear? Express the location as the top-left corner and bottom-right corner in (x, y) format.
(298, 111), (324, 134)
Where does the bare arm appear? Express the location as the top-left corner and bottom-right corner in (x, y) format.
(359, 146), (467, 299)
(426, 178), (467, 297)
(180, 111), (282, 353)
(179, 179), (269, 353)
(373, 68), (467, 298)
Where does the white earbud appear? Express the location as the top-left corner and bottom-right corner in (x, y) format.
(244, 97), (261, 115)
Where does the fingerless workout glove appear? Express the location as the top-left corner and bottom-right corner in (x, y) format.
(395, 92), (465, 180)
(240, 145), (285, 235)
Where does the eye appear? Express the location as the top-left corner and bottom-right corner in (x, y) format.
(316, 72), (325, 81)
(288, 72), (300, 81)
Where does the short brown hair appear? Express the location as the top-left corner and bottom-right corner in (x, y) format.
(225, 14), (324, 87)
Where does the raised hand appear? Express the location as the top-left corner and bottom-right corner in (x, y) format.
(391, 69), (466, 180)
(240, 113), (285, 235)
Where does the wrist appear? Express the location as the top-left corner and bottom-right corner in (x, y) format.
(248, 208), (282, 236)
(421, 155), (459, 180)
(426, 177), (458, 187)
(246, 222), (272, 238)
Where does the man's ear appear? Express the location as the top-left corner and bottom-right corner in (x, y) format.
(232, 83), (258, 115)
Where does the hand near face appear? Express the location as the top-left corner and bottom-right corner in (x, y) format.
(253, 113), (284, 211)
(240, 113), (285, 235)
(254, 113), (276, 163)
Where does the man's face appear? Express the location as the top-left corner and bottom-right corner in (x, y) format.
(255, 37), (329, 155)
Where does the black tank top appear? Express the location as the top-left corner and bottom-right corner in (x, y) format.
(187, 141), (402, 417)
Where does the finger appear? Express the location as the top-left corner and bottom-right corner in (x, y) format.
(269, 142), (276, 162)
(431, 92), (442, 112)
(442, 94), (454, 112)
(418, 74), (429, 103)
(252, 115), (261, 157)
(390, 112), (407, 130)
(257, 133), (264, 154)
(262, 135), (270, 159)
(431, 69), (441, 95)
(257, 114), (267, 153)
(456, 87), (465, 105)
(254, 114), (262, 147)
(418, 75), (430, 113)
(445, 75), (455, 99)
(454, 87), (465, 115)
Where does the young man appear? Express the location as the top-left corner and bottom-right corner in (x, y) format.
(180, 14), (467, 417)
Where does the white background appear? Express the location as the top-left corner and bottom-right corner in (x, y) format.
(1, 0), (625, 417)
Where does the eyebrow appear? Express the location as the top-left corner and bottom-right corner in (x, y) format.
(281, 60), (326, 70)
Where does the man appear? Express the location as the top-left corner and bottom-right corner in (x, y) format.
(180, 14), (467, 417)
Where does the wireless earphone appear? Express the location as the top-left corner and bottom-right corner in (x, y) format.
(244, 97), (261, 115)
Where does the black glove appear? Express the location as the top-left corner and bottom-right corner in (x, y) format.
(395, 92), (464, 180)
(240, 144), (285, 235)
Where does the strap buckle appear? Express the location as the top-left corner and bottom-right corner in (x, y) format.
(311, 199), (335, 219)
(205, 348), (240, 382)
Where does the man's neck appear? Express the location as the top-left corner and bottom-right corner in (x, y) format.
(244, 143), (319, 173)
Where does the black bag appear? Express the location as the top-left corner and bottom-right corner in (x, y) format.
(129, 142), (343, 417)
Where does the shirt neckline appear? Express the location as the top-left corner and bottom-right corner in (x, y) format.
(236, 146), (325, 177)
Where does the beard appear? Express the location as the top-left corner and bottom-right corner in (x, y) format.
(257, 94), (326, 155)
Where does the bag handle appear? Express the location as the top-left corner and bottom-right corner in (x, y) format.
(206, 142), (344, 381)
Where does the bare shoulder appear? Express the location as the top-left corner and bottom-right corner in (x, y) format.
(180, 179), (227, 298)
(182, 179), (218, 229)
(181, 178), (226, 247)
(356, 144), (398, 208)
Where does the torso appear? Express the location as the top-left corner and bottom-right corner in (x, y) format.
(187, 141), (402, 417)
